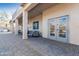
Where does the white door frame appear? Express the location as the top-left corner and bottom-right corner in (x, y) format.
(48, 15), (69, 43)
(48, 18), (57, 40)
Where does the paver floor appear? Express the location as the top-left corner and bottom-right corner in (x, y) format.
(28, 37), (79, 56)
(0, 32), (42, 56)
(0, 32), (79, 56)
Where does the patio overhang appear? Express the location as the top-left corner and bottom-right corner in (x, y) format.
(12, 3), (38, 21)
(14, 3), (58, 22)
(28, 3), (58, 19)
(14, 3), (58, 21)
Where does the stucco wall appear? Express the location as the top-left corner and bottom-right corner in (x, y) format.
(42, 4), (79, 45)
(29, 14), (42, 33)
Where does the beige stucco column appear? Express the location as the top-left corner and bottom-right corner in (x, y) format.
(15, 19), (19, 34)
(22, 11), (28, 39)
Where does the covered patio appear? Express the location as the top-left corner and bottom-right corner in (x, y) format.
(12, 3), (58, 39)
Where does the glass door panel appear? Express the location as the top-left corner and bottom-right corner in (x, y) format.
(59, 25), (66, 38)
(57, 16), (68, 42)
(50, 23), (55, 36)
(49, 19), (57, 40)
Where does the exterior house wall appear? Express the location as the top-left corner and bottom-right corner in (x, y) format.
(29, 14), (42, 33)
(13, 3), (79, 45)
(42, 3), (79, 45)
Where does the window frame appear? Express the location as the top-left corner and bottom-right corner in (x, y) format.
(33, 21), (39, 30)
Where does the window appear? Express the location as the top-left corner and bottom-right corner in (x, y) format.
(33, 21), (39, 30)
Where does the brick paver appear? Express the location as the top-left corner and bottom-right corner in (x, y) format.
(27, 37), (79, 56)
(0, 32), (42, 56)
(0, 32), (79, 56)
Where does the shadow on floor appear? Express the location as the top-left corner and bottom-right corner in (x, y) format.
(24, 37), (79, 56)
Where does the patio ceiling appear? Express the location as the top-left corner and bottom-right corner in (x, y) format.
(28, 3), (58, 18)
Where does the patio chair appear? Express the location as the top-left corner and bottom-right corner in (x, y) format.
(27, 30), (42, 37)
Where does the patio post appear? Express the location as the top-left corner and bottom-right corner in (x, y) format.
(22, 10), (28, 39)
(15, 19), (19, 34)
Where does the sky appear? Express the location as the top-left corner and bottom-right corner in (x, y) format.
(0, 3), (20, 20)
